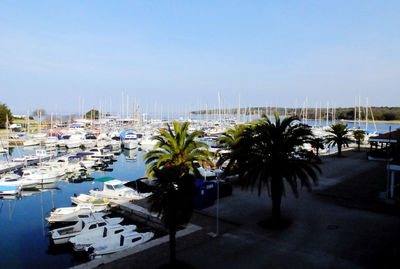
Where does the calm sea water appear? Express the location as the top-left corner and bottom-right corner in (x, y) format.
(0, 147), (147, 268)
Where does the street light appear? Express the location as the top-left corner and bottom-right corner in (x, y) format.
(214, 169), (223, 236)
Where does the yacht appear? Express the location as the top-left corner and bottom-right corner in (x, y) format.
(50, 216), (123, 245)
(46, 203), (107, 224)
(70, 223), (137, 251)
(86, 231), (154, 257)
(89, 179), (150, 201)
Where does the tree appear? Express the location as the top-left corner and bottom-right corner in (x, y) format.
(216, 124), (247, 171)
(33, 108), (46, 118)
(309, 137), (325, 159)
(324, 123), (353, 157)
(85, 109), (99, 120)
(226, 113), (320, 226)
(353, 130), (365, 152)
(143, 121), (212, 265)
(0, 103), (13, 128)
(148, 167), (196, 267)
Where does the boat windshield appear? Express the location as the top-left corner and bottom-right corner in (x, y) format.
(113, 184), (125, 190)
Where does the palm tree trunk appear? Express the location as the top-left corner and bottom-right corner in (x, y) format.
(169, 227), (176, 265)
(357, 141), (361, 152)
(337, 144), (342, 157)
(271, 178), (283, 222)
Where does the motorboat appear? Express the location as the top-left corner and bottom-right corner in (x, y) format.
(65, 134), (83, 149)
(70, 223), (137, 251)
(44, 136), (58, 147)
(50, 216), (123, 245)
(46, 203), (107, 224)
(12, 149), (55, 165)
(96, 133), (111, 148)
(86, 231), (154, 257)
(0, 185), (21, 196)
(38, 163), (66, 177)
(121, 131), (139, 150)
(89, 178), (151, 201)
(23, 138), (40, 147)
(87, 148), (115, 161)
(82, 133), (98, 149)
(19, 167), (58, 184)
(70, 194), (110, 211)
(0, 173), (39, 189)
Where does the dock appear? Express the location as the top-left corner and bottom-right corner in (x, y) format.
(110, 199), (166, 232)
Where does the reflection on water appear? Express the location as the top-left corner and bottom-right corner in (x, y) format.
(0, 146), (148, 269)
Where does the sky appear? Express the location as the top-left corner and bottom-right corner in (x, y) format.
(1, 0), (399, 115)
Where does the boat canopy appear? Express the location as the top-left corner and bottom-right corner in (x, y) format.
(94, 177), (116, 182)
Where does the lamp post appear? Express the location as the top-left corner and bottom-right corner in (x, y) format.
(214, 169), (223, 236)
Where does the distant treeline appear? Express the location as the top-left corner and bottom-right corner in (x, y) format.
(191, 107), (400, 121)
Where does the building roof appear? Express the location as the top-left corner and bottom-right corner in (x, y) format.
(369, 130), (400, 143)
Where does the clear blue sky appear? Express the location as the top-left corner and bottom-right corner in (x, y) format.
(1, 0), (399, 115)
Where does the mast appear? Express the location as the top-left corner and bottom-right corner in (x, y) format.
(365, 97), (369, 131)
(326, 102), (329, 127)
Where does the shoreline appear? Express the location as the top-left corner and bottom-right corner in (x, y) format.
(339, 119), (400, 124)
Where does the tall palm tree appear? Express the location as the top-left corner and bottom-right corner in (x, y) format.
(227, 113), (320, 226)
(324, 123), (353, 157)
(353, 130), (365, 152)
(147, 166), (196, 266)
(144, 121), (213, 177)
(143, 121), (212, 265)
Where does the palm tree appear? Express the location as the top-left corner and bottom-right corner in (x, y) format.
(309, 137), (325, 159)
(216, 124), (247, 171)
(143, 121), (212, 265)
(144, 121), (213, 177)
(227, 113), (320, 226)
(324, 123), (353, 157)
(353, 130), (365, 152)
(147, 166), (196, 267)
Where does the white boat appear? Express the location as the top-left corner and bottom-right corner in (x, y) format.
(82, 134), (98, 148)
(65, 134), (83, 149)
(38, 163), (66, 177)
(21, 167), (58, 184)
(86, 231), (154, 257)
(70, 223), (137, 251)
(0, 185), (21, 196)
(123, 133), (139, 149)
(23, 138), (40, 147)
(89, 179), (150, 201)
(70, 194), (110, 211)
(50, 216), (123, 245)
(46, 203), (107, 223)
(86, 148), (115, 161)
(0, 173), (39, 189)
(44, 136), (58, 147)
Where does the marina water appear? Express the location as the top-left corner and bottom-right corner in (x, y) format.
(0, 147), (146, 268)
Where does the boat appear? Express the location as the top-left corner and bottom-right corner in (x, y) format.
(65, 134), (83, 149)
(0, 173), (39, 189)
(50, 216), (123, 245)
(70, 194), (110, 211)
(121, 131), (139, 149)
(82, 133), (98, 149)
(85, 231), (154, 257)
(44, 136), (59, 147)
(19, 167), (58, 184)
(0, 185), (21, 196)
(46, 203), (107, 223)
(70, 223), (137, 251)
(89, 178), (151, 201)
